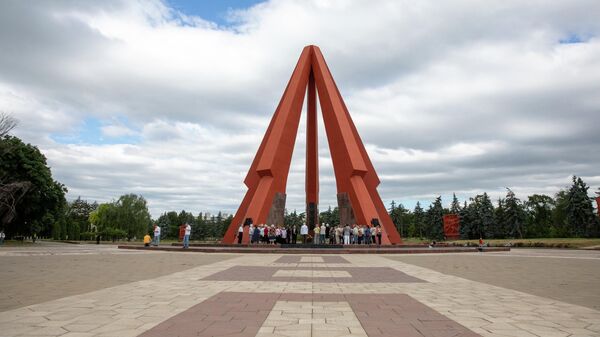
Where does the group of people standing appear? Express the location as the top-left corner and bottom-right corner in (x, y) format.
(144, 223), (192, 249)
(237, 222), (383, 245)
(239, 224), (299, 244)
(312, 223), (383, 245)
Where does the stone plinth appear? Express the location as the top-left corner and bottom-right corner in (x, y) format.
(337, 192), (356, 226)
(306, 202), (319, 232)
(267, 192), (286, 226)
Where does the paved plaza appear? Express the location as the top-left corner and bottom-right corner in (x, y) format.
(1, 243), (599, 336)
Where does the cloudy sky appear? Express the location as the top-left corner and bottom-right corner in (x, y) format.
(2, 0), (599, 217)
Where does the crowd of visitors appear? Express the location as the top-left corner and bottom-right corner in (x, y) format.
(239, 223), (383, 245)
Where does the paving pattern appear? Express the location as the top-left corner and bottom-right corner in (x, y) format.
(386, 249), (600, 311)
(140, 292), (480, 337)
(0, 242), (237, 311)
(203, 265), (425, 283)
(1, 244), (599, 337)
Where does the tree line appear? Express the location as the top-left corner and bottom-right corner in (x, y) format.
(385, 177), (600, 240)
(1, 112), (598, 241)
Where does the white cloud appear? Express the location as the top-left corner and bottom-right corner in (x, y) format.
(100, 124), (137, 138)
(1, 0), (599, 217)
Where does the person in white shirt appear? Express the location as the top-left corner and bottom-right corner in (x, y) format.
(238, 224), (244, 244)
(352, 225), (359, 244)
(320, 224), (326, 245)
(0, 231), (5, 245)
(300, 223), (309, 244)
(183, 223), (191, 249)
(343, 224), (351, 245)
(248, 225), (255, 243)
(153, 225), (161, 246)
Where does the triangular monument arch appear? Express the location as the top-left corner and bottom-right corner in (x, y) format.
(223, 45), (402, 245)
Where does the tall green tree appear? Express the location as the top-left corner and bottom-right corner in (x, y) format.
(450, 193), (461, 214)
(494, 198), (508, 239)
(0, 135), (67, 237)
(89, 202), (119, 238)
(389, 201), (410, 237)
(462, 193), (496, 239)
(504, 188), (526, 238)
(89, 194), (150, 240)
(552, 189), (570, 237)
(424, 196), (444, 240)
(477, 193), (497, 238)
(566, 176), (599, 237)
(156, 211), (179, 239)
(65, 197), (98, 240)
(525, 194), (554, 238)
(115, 194), (151, 240)
(459, 200), (474, 239)
(412, 202), (425, 238)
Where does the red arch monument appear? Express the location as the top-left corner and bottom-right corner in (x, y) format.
(223, 45), (402, 245)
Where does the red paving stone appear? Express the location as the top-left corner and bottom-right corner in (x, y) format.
(273, 255), (350, 263)
(138, 292), (481, 337)
(202, 266), (425, 283)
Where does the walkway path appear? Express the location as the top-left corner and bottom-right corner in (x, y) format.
(0, 244), (598, 336)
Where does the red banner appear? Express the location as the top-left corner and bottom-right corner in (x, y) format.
(443, 214), (460, 240)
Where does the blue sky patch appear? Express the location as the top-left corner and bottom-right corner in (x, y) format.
(167, 0), (265, 26)
(559, 33), (589, 44)
(51, 117), (141, 145)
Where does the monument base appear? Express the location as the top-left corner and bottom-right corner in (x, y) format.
(266, 192), (286, 226)
(337, 192), (355, 226)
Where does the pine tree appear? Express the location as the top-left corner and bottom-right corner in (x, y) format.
(467, 193), (496, 239)
(459, 201), (472, 239)
(494, 198), (506, 239)
(413, 202), (425, 238)
(425, 196), (444, 240)
(450, 193), (461, 214)
(504, 188), (526, 239)
(566, 176), (600, 237)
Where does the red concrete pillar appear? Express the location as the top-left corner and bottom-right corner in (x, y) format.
(222, 46), (312, 243)
(310, 46), (402, 244)
(306, 71), (319, 232)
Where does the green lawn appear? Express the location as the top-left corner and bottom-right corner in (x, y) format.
(447, 238), (600, 248)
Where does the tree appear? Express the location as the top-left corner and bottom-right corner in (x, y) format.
(503, 188), (526, 238)
(0, 136), (67, 237)
(461, 193), (496, 239)
(552, 189), (571, 237)
(286, 209), (307, 226)
(412, 202), (425, 238)
(65, 197), (98, 240)
(525, 194), (555, 238)
(0, 112), (18, 137)
(477, 193), (496, 239)
(459, 200), (474, 239)
(424, 196), (444, 240)
(450, 193), (461, 214)
(89, 203), (118, 234)
(389, 201), (409, 237)
(156, 211), (179, 239)
(565, 176), (599, 237)
(114, 194), (151, 240)
(494, 198), (507, 239)
(89, 194), (151, 241)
